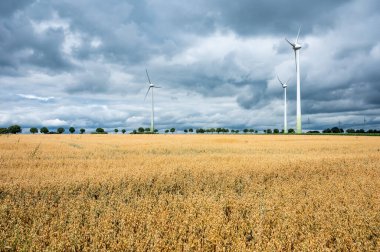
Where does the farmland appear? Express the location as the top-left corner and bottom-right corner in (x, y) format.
(0, 134), (379, 251)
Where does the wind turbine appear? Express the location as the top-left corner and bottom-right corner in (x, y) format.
(285, 26), (302, 133)
(277, 75), (290, 134)
(144, 69), (161, 133)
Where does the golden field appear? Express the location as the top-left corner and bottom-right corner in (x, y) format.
(0, 134), (379, 251)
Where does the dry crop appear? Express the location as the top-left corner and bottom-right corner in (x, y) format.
(0, 134), (379, 251)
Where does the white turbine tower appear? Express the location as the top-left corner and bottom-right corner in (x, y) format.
(277, 75), (290, 134)
(144, 69), (161, 133)
(286, 26), (302, 133)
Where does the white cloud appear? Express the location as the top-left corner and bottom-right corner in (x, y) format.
(90, 38), (102, 48)
(17, 94), (55, 102)
(42, 119), (68, 127)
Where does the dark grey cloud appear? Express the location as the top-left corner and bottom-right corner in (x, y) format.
(207, 0), (351, 36)
(65, 68), (111, 94)
(0, 0), (34, 17)
(0, 10), (73, 73)
(0, 0), (380, 131)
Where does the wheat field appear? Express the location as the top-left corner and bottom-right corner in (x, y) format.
(0, 134), (379, 251)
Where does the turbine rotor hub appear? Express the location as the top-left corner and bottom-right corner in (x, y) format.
(294, 44), (302, 50)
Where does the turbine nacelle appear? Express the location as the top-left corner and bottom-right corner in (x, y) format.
(276, 74), (290, 89)
(285, 39), (302, 51)
(285, 26), (302, 51)
(293, 43), (302, 50)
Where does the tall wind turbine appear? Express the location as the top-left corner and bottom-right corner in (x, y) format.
(144, 69), (161, 133)
(286, 26), (302, 133)
(277, 75), (290, 134)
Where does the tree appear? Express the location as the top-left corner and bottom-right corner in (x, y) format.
(138, 127), (144, 133)
(0, 128), (9, 134)
(288, 128), (295, 134)
(121, 129), (126, 134)
(80, 128), (85, 134)
(235, 130), (240, 134)
(346, 128), (355, 134)
(189, 128), (193, 133)
(243, 129), (249, 134)
(57, 127), (65, 134)
(249, 129), (254, 134)
(114, 129), (119, 134)
(323, 128), (332, 133)
(184, 129), (188, 133)
(69, 127), (75, 134)
(170, 128), (175, 134)
(165, 129), (169, 133)
(210, 128), (215, 134)
(144, 128), (150, 132)
(331, 127), (340, 134)
(8, 125), (22, 134)
(30, 127), (38, 134)
(132, 129), (137, 134)
(40, 127), (49, 134)
(273, 129), (279, 134)
(96, 128), (105, 133)
(154, 129), (158, 133)
(196, 128), (205, 134)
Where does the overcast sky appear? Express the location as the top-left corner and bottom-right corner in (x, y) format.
(1, 0), (379, 132)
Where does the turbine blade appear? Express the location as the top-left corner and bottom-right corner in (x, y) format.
(285, 38), (295, 47)
(144, 87), (151, 101)
(276, 74), (284, 85)
(296, 25), (301, 43)
(285, 78), (291, 85)
(146, 69), (152, 84)
(154, 86), (162, 88)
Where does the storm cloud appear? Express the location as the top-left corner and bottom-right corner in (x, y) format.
(0, 0), (379, 131)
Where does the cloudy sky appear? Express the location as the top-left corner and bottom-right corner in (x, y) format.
(1, 0), (380, 132)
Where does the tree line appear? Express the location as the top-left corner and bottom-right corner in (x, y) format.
(322, 127), (380, 134)
(0, 125), (116, 134)
(1, 124), (379, 135)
